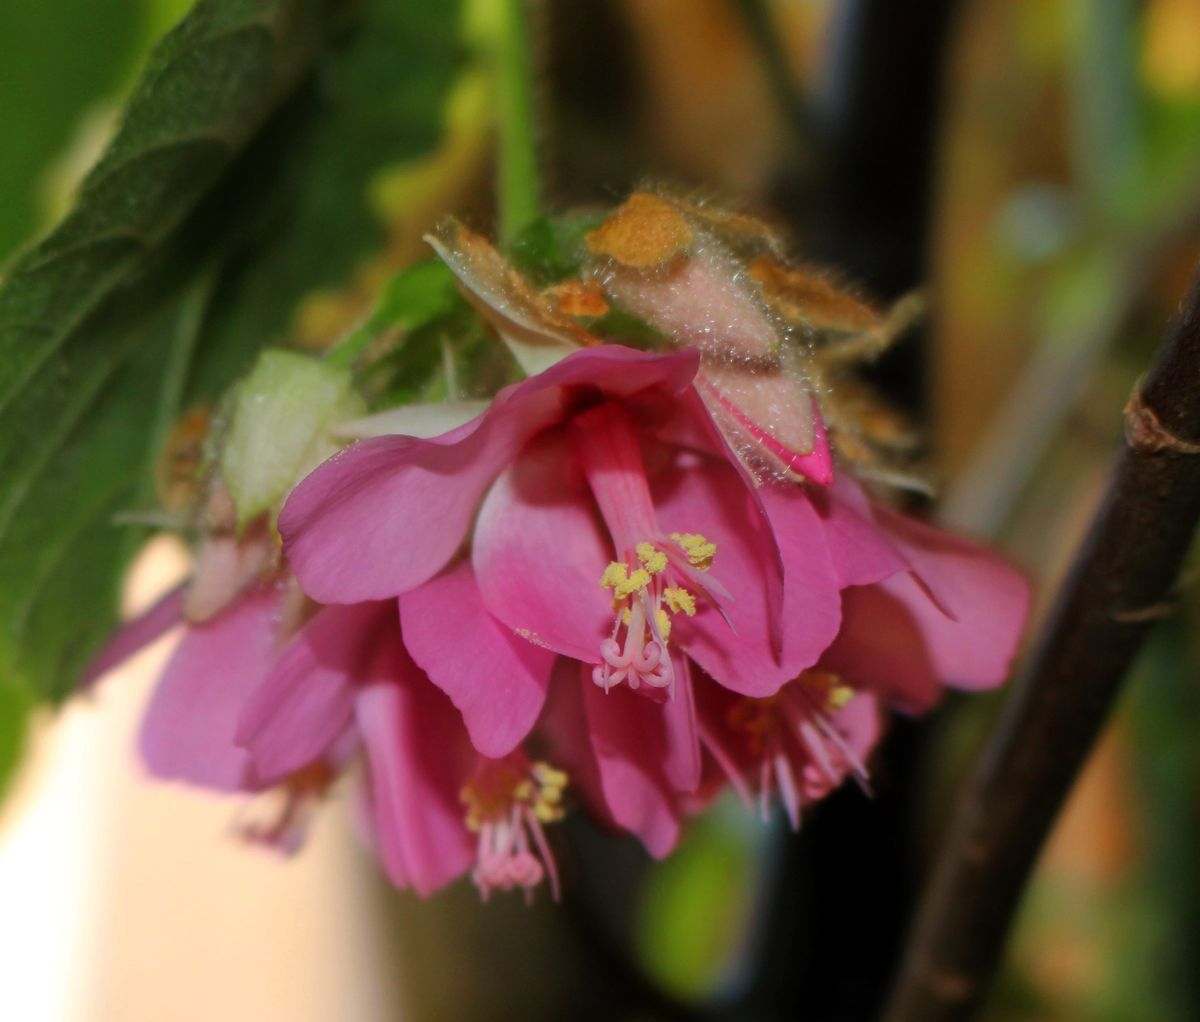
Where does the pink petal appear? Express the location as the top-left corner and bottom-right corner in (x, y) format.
(582, 673), (682, 858)
(879, 508), (1030, 635)
(355, 636), (475, 896)
(139, 586), (281, 792)
(472, 431), (612, 662)
(184, 531), (275, 623)
(820, 582), (942, 711)
(282, 346), (700, 605)
(280, 423), (504, 605)
(759, 486), (845, 672)
(400, 560), (556, 757)
(655, 455), (839, 696)
(661, 657), (701, 793)
(809, 475), (908, 587)
(81, 583), (184, 688)
(831, 690), (885, 769)
(236, 601), (392, 783)
(538, 659), (613, 825)
(823, 520), (1028, 712)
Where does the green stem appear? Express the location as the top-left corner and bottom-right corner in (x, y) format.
(492, 0), (540, 244)
(734, 0), (814, 158)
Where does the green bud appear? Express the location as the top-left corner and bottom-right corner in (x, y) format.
(222, 350), (365, 526)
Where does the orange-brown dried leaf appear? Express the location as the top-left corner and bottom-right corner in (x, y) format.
(545, 278), (609, 318)
(822, 380), (921, 454)
(428, 221), (604, 377)
(750, 256), (881, 333)
(586, 192), (694, 269)
(673, 198), (785, 255)
(155, 405), (212, 514)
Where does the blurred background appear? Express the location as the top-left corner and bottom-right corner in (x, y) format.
(1, 1), (1199, 1020)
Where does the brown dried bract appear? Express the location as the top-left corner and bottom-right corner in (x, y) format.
(429, 220), (602, 351)
(155, 405), (212, 514)
(545, 278), (609, 318)
(750, 256), (881, 333)
(586, 192), (694, 269)
(673, 198), (786, 257)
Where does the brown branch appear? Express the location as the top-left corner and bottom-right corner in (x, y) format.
(881, 263), (1200, 1022)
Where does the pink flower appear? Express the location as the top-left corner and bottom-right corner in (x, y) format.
(279, 343), (1030, 850)
(279, 346), (856, 844)
(235, 601), (567, 900)
(695, 671), (882, 830)
(83, 583), (283, 794)
(88, 583), (570, 900)
(83, 580), (353, 852)
(691, 481), (1030, 829)
(284, 345), (845, 692)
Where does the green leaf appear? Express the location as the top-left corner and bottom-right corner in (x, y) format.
(326, 259), (463, 370)
(0, 680), (31, 805)
(635, 804), (761, 1001)
(0, 0), (465, 700)
(506, 213), (603, 285)
(0, 1), (141, 257)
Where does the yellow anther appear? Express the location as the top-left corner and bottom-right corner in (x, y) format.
(534, 800), (565, 824)
(670, 532), (716, 570)
(827, 685), (855, 712)
(623, 569), (652, 596)
(462, 760), (570, 830)
(600, 562), (629, 590)
(620, 606), (632, 626)
(530, 761), (569, 823)
(533, 762), (568, 790)
(636, 542), (668, 574)
(600, 561), (651, 599)
(655, 607), (672, 641)
(664, 586), (697, 616)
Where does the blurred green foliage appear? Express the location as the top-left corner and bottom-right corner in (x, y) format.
(0, 0), (465, 712)
(634, 802), (761, 1002)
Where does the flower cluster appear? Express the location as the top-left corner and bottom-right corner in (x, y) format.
(85, 193), (1029, 902)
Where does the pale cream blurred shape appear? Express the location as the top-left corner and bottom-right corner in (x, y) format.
(0, 537), (405, 1022)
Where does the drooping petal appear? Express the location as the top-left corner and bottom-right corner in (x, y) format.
(582, 671), (682, 858)
(823, 520), (1028, 712)
(808, 474), (908, 588)
(831, 508), (1029, 710)
(660, 657), (702, 793)
(355, 636), (474, 896)
(758, 482), (844, 664)
(139, 586), (281, 792)
(538, 658), (612, 824)
(236, 601), (393, 783)
(472, 431), (612, 662)
(655, 454), (839, 696)
(820, 582), (942, 712)
(282, 345), (701, 605)
(878, 507), (1031, 639)
(401, 560), (556, 757)
(280, 423), (507, 605)
(81, 583), (184, 688)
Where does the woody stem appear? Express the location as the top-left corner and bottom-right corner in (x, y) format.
(882, 265), (1200, 1022)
